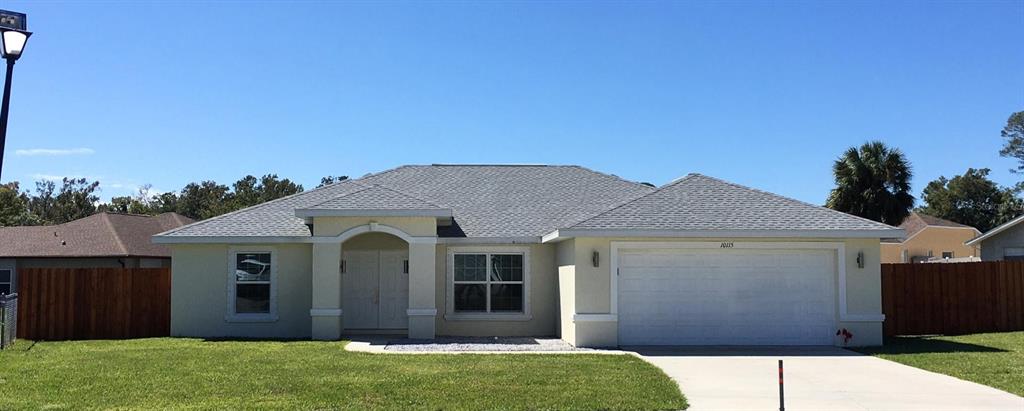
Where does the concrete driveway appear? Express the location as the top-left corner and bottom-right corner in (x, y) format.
(630, 346), (1024, 411)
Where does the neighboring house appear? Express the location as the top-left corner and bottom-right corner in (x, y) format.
(881, 212), (981, 263)
(966, 214), (1024, 261)
(153, 165), (902, 347)
(0, 212), (194, 295)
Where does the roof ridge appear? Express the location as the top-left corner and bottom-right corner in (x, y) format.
(100, 213), (130, 255)
(566, 174), (699, 229)
(155, 179), (367, 237)
(429, 163), (550, 167)
(567, 165), (657, 191)
(98, 211), (156, 218)
(350, 165), (415, 182)
(913, 212), (972, 228)
(689, 174), (898, 229)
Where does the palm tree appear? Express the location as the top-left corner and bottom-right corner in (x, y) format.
(826, 141), (915, 226)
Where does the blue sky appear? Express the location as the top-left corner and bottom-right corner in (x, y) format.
(2, 1), (1022, 204)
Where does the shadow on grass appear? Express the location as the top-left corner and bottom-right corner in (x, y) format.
(199, 337), (322, 344)
(853, 336), (1007, 355)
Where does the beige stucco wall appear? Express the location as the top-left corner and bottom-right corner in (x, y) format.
(170, 243), (312, 339)
(312, 216), (437, 237)
(434, 243), (559, 337)
(564, 237), (885, 347)
(881, 227), (980, 263)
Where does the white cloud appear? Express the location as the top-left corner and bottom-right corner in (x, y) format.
(15, 148), (95, 156)
(30, 173), (97, 182)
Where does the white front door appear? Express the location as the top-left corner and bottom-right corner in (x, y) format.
(617, 247), (836, 346)
(378, 250), (409, 329)
(342, 250), (409, 329)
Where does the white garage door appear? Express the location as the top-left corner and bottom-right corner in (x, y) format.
(617, 247), (836, 346)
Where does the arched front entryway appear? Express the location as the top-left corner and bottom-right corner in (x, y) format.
(340, 232), (409, 331)
(310, 222), (437, 341)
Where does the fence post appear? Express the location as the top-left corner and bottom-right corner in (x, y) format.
(0, 293), (16, 349)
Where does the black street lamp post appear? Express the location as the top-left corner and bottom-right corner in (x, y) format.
(0, 27), (30, 181)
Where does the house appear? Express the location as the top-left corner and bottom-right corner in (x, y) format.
(880, 212), (981, 263)
(965, 214), (1024, 261)
(0, 212), (194, 295)
(153, 165), (902, 347)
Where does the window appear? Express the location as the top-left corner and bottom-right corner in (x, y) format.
(227, 248), (277, 321)
(0, 269), (11, 295)
(941, 251), (954, 259)
(1005, 248), (1024, 261)
(448, 247), (530, 319)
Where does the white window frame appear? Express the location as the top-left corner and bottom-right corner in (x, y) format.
(0, 268), (12, 295)
(445, 246), (531, 321)
(226, 246), (279, 322)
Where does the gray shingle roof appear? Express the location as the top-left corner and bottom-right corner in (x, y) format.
(300, 185), (448, 213)
(357, 165), (654, 237)
(158, 180), (368, 238)
(157, 165), (653, 239)
(568, 174), (898, 233)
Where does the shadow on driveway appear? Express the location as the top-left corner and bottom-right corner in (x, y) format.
(853, 336), (1007, 355)
(625, 345), (863, 357)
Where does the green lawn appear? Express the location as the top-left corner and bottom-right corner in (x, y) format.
(853, 331), (1024, 397)
(0, 338), (686, 410)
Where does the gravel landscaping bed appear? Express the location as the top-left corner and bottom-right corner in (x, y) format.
(384, 337), (592, 352)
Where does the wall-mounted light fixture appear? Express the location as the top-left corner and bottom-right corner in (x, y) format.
(856, 251), (865, 269)
(592, 250), (600, 268)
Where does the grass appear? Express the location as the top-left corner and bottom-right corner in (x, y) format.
(853, 331), (1024, 397)
(0, 338), (686, 410)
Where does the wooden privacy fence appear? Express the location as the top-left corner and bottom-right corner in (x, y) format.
(17, 268), (171, 340)
(882, 262), (1024, 337)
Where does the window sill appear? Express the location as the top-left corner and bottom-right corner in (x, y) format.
(444, 313), (532, 322)
(224, 314), (279, 323)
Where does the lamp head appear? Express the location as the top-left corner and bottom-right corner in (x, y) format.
(1, 29), (30, 60)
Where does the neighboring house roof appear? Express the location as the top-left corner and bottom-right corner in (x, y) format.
(0, 212), (194, 258)
(882, 212), (979, 244)
(295, 184), (452, 218)
(155, 165), (903, 243)
(556, 173), (900, 238)
(965, 214), (1024, 246)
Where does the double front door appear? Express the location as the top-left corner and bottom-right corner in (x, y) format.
(343, 250), (409, 329)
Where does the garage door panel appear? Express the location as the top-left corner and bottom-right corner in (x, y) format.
(618, 248), (836, 346)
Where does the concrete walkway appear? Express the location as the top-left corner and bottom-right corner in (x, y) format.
(343, 335), (620, 354)
(631, 346), (1024, 411)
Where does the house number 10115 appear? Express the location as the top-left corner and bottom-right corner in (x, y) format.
(720, 242), (734, 248)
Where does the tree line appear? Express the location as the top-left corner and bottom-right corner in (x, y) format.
(0, 175), (348, 226)
(1, 111), (1022, 231)
(826, 110), (1024, 232)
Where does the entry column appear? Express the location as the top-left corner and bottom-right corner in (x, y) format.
(406, 240), (437, 339)
(311, 242), (343, 340)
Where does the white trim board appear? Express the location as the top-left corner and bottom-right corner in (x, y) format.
(966, 214), (1024, 246)
(153, 232), (541, 245)
(543, 228), (905, 243)
(310, 308), (343, 317)
(608, 241), (881, 325)
(294, 208), (453, 218)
